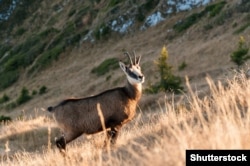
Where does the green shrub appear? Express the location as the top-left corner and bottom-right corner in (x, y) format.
(234, 22), (250, 34)
(91, 58), (119, 76)
(0, 94), (10, 104)
(16, 87), (32, 105)
(136, 0), (160, 22)
(67, 33), (81, 45)
(0, 115), (11, 123)
(94, 23), (111, 40)
(39, 86), (47, 95)
(136, 7), (146, 22)
(68, 9), (76, 17)
(32, 90), (37, 96)
(142, 0), (160, 11)
(178, 61), (187, 71)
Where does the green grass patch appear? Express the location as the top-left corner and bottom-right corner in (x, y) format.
(178, 61), (187, 71)
(91, 58), (119, 76)
(77, 6), (90, 16)
(142, 0), (160, 12)
(108, 0), (121, 8)
(94, 23), (111, 40)
(0, 45), (11, 60)
(38, 28), (59, 38)
(16, 87), (32, 106)
(66, 33), (81, 45)
(47, 16), (57, 26)
(174, 13), (203, 33)
(68, 9), (76, 17)
(174, 1), (226, 33)
(15, 27), (26, 36)
(204, 1), (226, 18)
(37, 44), (64, 66)
(3, 42), (46, 72)
(47, 22), (76, 49)
(30, 44), (65, 73)
(0, 94), (10, 104)
(233, 22), (250, 34)
(0, 70), (19, 90)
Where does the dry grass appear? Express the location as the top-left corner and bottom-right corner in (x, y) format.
(1, 72), (250, 165)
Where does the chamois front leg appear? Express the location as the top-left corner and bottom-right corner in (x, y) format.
(105, 126), (121, 146)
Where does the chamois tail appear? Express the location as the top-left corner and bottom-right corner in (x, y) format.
(47, 106), (54, 112)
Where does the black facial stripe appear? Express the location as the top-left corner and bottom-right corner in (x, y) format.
(127, 70), (139, 79)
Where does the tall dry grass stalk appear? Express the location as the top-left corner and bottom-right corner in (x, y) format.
(1, 73), (250, 165)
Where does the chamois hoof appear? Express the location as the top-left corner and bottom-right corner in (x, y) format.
(55, 137), (66, 151)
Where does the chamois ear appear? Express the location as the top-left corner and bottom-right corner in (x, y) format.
(119, 61), (127, 73)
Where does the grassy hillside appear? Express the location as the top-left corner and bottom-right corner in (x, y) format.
(0, 0), (250, 117)
(1, 73), (250, 165)
(1, 0), (250, 165)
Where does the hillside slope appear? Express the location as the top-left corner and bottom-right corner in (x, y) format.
(0, 0), (250, 118)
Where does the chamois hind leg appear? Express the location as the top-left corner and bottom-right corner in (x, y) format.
(55, 130), (82, 152)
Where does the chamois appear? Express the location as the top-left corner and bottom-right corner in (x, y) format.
(47, 52), (144, 152)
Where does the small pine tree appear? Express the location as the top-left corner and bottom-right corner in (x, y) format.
(146, 46), (183, 93)
(231, 36), (249, 67)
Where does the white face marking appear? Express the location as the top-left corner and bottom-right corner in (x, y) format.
(119, 62), (144, 85)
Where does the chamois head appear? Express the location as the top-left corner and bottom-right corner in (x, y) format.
(119, 51), (144, 85)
